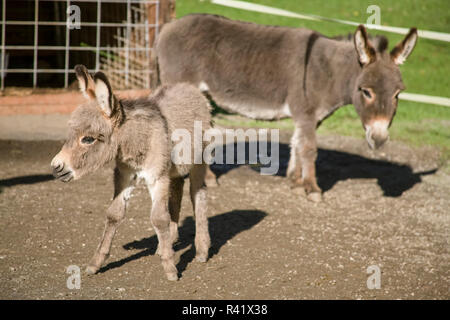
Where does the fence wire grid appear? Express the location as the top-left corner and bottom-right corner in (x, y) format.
(0, 0), (161, 90)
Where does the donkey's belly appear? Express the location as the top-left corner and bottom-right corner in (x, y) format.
(222, 101), (291, 120)
(205, 89), (292, 120)
(169, 164), (191, 179)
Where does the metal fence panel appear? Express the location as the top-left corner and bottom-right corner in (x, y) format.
(0, 0), (161, 90)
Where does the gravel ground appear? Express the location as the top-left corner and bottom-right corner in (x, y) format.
(0, 127), (448, 299)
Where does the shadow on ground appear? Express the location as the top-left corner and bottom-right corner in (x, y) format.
(98, 209), (267, 278)
(0, 174), (54, 194)
(0, 140), (437, 198)
(210, 141), (437, 197)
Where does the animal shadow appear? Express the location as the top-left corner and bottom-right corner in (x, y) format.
(0, 174), (54, 194)
(209, 141), (437, 197)
(98, 209), (267, 277)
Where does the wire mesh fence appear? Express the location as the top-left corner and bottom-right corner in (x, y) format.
(0, 0), (165, 90)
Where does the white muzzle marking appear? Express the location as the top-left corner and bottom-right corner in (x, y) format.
(365, 119), (390, 149)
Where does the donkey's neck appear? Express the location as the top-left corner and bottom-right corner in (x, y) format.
(313, 40), (362, 124)
(331, 41), (362, 105)
(322, 39), (362, 108)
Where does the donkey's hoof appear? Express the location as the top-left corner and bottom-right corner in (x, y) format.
(307, 192), (322, 203)
(85, 265), (99, 275)
(166, 272), (179, 281)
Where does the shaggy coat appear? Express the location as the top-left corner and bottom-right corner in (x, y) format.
(155, 14), (418, 201)
(51, 65), (212, 281)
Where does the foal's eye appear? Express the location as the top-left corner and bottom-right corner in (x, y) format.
(81, 136), (96, 145)
(361, 88), (372, 99)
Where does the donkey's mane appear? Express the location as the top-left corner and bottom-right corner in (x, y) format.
(333, 32), (389, 52)
(120, 97), (163, 120)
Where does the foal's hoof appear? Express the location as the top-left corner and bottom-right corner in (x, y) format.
(85, 265), (99, 275)
(166, 272), (179, 281)
(195, 254), (208, 263)
(307, 192), (322, 203)
(288, 178), (303, 189)
(205, 177), (219, 188)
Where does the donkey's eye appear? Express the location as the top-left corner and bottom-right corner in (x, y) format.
(81, 136), (96, 145)
(361, 88), (372, 99)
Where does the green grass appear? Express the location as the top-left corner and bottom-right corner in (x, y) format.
(177, 0), (450, 166)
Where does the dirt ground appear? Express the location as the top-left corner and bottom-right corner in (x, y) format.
(0, 126), (449, 299)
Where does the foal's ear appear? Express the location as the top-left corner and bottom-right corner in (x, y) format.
(74, 65), (96, 99)
(354, 25), (376, 66)
(93, 72), (116, 117)
(390, 28), (418, 65)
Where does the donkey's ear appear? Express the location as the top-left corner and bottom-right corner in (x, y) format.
(93, 72), (115, 117)
(74, 65), (96, 99)
(390, 28), (418, 65)
(354, 25), (376, 66)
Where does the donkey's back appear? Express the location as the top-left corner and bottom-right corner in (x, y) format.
(121, 83), (211, 133)
(156, 14), (316, 120)
(155, 83), (212, 136)
(156, 14), (418, 203)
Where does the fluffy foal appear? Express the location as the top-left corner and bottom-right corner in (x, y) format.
(51, 65), (212, 281)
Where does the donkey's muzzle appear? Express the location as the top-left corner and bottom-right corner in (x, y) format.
(366, 131), (389, 150)
(365, 119), (389, 150)
(51, 162), (74, 182)
(51, 151), (75, 182)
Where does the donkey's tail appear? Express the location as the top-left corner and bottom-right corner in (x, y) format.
(150, 43), (160, 90)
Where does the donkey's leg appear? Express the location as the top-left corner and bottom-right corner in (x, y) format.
(296, 122), (322, 202)
(149, 176), (178, 281)
(189, 164), (210, 263)
(168, 177), (184, 245)
(287, 126), (303, 186)
(86, 165), (136, 274)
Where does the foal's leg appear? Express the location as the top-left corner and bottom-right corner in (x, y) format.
(189, 164), (210, 263)
(148, 176), (178, 281)
(168, 177), (184, 245)
(86, 164), (136, 274)
(204, 165), (218, 187)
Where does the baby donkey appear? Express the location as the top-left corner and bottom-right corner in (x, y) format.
(51, 65), (212, 281)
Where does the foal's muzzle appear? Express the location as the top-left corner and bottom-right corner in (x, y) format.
(51, 162), (74, 182)
(51, 154), (74, 182)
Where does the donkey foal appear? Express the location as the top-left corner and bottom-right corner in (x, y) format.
(51, 65), (212, 281)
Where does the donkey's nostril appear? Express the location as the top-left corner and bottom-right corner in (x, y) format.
(374, 136), (389, 149)
(53, 163), (64, 173)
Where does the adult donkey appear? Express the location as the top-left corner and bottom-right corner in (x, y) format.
(155, 14), (418, 202)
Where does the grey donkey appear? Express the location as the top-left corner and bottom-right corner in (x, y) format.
(155, 14), (418, 202)
(51, 65), (212, 281)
